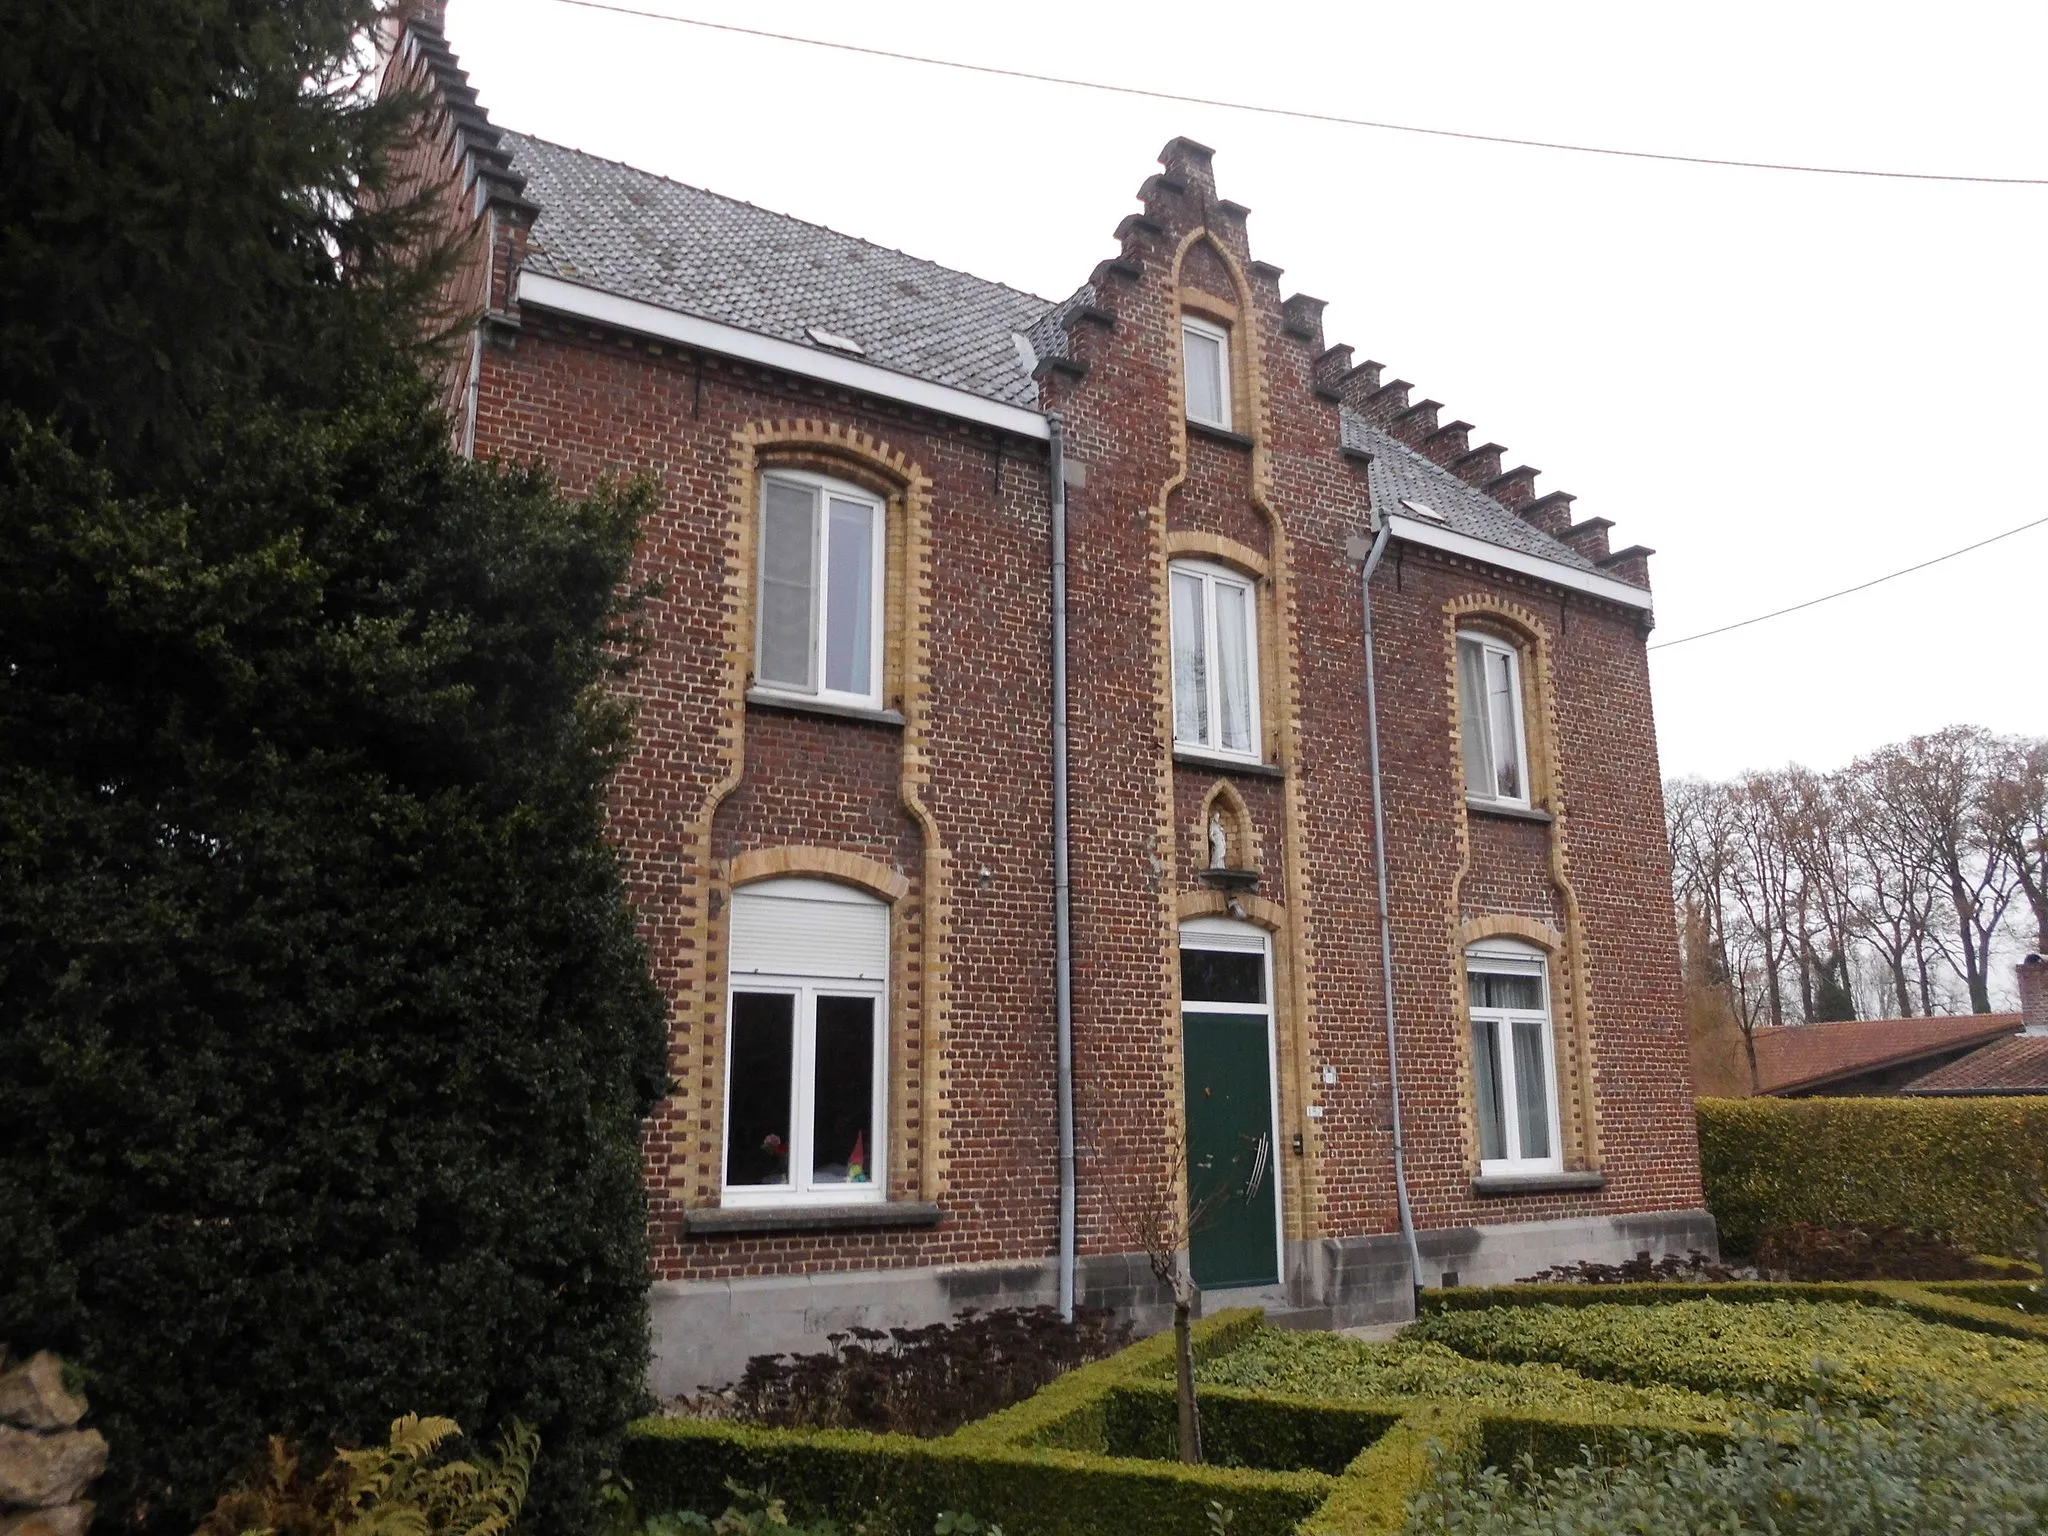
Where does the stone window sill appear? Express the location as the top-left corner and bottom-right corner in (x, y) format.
(746, 688), (906, 728)
(1175, 749), (1284, 780)
(1466, 798), (1554, 825)
(1187, 420), (1255, 450)
(682, 1201), (945, 1236)
(1471, 1170), (1606, 1198)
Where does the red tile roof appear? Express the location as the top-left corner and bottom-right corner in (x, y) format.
(1902, 1035), (2048, 1095)
(1752, 1014), (2022, 1096)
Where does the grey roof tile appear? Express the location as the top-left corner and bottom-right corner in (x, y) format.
(502, 131), (1053, 408)
(1341, 412), (1596, 571)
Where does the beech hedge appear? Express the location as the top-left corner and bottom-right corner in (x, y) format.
(1697, 1095), (2048, 1257)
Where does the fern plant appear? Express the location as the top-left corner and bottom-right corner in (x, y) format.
(196, 1414), (539, 1536)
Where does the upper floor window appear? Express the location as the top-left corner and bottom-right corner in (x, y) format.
(1466, 940), (1560, 1174)
(1171, 560), (1260, 760)
(724, 878), (889, 1206)
(756, 470), (884, 709)
(1456, 630), (1530, 808)
(1182, 316), (1232, 431)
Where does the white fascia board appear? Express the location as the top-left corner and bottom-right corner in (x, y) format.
(518, 272), (1050, 442)
(1387, 512), (1654, 612)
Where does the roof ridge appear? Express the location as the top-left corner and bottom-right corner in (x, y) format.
(498, 127), (1057, 310)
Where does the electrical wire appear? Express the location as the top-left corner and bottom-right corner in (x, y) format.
(534, 0), (2048, 187)
(1648, 513), (2048, 651)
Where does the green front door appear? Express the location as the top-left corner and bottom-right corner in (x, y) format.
(1182, 1010), (1279, 1290)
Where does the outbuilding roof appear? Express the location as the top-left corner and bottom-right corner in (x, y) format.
(1902, 1034), (2048, 1095)
(1751, 1013), (2023, 1096)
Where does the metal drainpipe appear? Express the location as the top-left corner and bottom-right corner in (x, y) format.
(1356, 521), (1424, 1315)
(1050, 412), (1078, 1321)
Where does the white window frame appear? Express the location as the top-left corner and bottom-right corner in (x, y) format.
(1178, 918), (1284, 1283)
(753, 469), (887, 711)
(1466, 939), (1562, 1175)
(722, 880), (889, 1208)
(1181, 315), (1233, 431)
(1456, 629), (1533, 810)
(1170, 559), (1263, 762)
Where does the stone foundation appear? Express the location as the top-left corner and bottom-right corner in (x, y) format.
(648, 1207), (1718, 1392)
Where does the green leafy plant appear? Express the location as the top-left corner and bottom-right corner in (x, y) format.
(1404, 1394), (2048, 1535)
(1196, 1328), (1722, 1421)
(195, 1413), (539, 1536)
(1410, 1297), (2048, 1411)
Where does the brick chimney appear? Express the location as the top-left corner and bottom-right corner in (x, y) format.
(2021, 953), (2048, 1035)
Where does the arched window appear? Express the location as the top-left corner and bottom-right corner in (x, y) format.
(1456, 629), (1531, 808)
(1171, 560), (1261, 761)
(755, 469), (886, 709)
(724, 878), (888, 1205)
(1465, 938), (1560, 1173)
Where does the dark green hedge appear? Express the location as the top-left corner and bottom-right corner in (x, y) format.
(620, 1418), (1332, 1536)
(1698, 1096), (2048, 1257)
(1103, 1382), (1400, 1474)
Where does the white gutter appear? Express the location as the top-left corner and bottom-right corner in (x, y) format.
(1386, 512), (1653, 612)
(518, 271), (1051, 442)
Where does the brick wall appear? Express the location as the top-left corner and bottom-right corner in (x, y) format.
(392, 16), (1703, 1303)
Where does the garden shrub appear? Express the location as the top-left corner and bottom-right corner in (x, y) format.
(1411, 1297), (2048, 1410)
(619, 1418), (1330, 1536)
(1697, 1095), (2048, 1257)
(1195, 1328), (1723, 1421)
(1405, 1394), (2048, 1536)
(677, 1307), (1130, 1437)
(1101, 1381), (1400, 1474)
(1755, 1221), (2010, 1280)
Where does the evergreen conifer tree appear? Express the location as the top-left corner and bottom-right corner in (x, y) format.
(0, 5), (670, 1531)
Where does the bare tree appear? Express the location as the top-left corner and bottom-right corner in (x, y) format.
(1840, 756), (1945, 1017)
(1121, 1138), (1229, 1464)
(1985, 735), (2048, 953)
(1863, 728), (2019, 1014)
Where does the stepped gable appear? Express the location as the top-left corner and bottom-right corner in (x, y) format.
(499, 132), (1054, 408)
(390, 12), (535, 221)
(1341, 412), (1600, 572)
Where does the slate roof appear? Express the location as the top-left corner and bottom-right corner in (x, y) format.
(1341, 413), (1596, 571)
(501, 131), (1054, 408)
(1902, 1035), (2048, 1095)
(1751, 1014), (2023, 1097)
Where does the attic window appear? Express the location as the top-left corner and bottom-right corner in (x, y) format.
(1399, 499), (1448, 524)
(805, 326), (865, 355)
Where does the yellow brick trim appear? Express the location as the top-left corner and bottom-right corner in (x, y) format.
(1441, 594), (1602, 1175)
(1180, 290), (1240, 324)
(726, 846), (912, 902)
(1149, 228), (1324, 1243)
(1177, 889), (1287, 930)
(1459, 913), (1566, 952)
(1164, 529), (1270, 580)
(683, 419), (949, 1210)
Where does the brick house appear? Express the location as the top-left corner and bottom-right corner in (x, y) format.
(384, 9), (1711, 1390)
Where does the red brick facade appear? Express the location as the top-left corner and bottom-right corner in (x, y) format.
(384, 14), (1707, 1373)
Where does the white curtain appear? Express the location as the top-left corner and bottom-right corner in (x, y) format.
(759, 480), (818, 690)
(823, 496), (874, 695)
(1457, 638), (1492, 793)
(1215, 580), (1254, 753)
(1171, 569), (1208, 746)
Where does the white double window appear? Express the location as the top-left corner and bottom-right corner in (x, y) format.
(755, 470), (885, 710)
(1171, 560), (1261, 760)
(1466, 940), (1561, 1174)
(723, 878), (888, 1206)
(1182, 316), (1232, 431)
(1456, 630), (1531, 808)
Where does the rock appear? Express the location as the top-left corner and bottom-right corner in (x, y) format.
(0, 1356), (86, 1432)
(0, 1428), (106, 1509)
(0, 1504), (93, 1536)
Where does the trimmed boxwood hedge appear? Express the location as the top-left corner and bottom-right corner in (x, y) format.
(1698, 1095), (2048, 1257)
(619, 1417), (1334, 1536)
(1103, 1381), (1401, 1474)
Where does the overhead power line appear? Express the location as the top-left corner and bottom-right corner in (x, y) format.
(536, 0), (2048, 186)
(1647, 513), (2048, 651)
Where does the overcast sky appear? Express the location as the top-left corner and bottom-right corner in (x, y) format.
(448, 0), (2045, 783)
